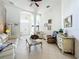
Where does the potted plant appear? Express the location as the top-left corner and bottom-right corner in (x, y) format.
(59, 28), (63, 33)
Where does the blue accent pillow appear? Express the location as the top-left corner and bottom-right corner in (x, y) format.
(0, 45), (5, 52)
(52, 31), (58, 37)
(0, 43), (12, 52)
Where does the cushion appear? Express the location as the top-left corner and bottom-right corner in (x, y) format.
(0, 43), (12, 52)
(0, 38), (2, 46)
(0, 45), (5, 52)
(0, 33), (8, 43)
(30, 35), (39, 39)
(52, 31), (58, 37)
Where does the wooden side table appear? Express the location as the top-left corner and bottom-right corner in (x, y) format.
(47, 35), (56, 43)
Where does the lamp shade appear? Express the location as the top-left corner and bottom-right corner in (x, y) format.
(6, 29), (10, 33)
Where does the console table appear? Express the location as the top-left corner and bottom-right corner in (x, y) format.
(57, 34), (75, 54)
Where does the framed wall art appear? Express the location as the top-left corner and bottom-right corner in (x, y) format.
(64, 15), (72, 28)
(48, 19), (52, 24)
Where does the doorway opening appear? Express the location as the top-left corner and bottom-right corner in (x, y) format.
(20, 11), (40, 36)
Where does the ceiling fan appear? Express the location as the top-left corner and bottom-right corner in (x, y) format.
(30, 0), (42, 7)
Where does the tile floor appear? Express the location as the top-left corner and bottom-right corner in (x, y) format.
(0, 36), (75, 59)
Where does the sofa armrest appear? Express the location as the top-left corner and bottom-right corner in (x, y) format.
(0, 44), (14, 57)
(2, 44), (13, 52)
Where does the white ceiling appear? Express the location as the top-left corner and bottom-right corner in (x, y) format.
(2, 0), (61, 13)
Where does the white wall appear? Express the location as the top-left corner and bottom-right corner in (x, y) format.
(0, 1), (6, 23)
(39, 0), (62, 35)
(5, 6), (21, 37)
(62, 0), (79, 59)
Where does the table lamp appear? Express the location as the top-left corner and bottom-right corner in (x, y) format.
(6, 29), (11, 33)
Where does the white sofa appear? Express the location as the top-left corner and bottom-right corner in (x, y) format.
(0, 33), (15, 59)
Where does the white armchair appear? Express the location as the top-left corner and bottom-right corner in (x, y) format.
(26, 38), (42, 52)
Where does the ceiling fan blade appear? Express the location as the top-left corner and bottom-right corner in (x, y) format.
(35, 2), (39, 7)
(30, 3), (33, 6)
(31, 0), (42, 2)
